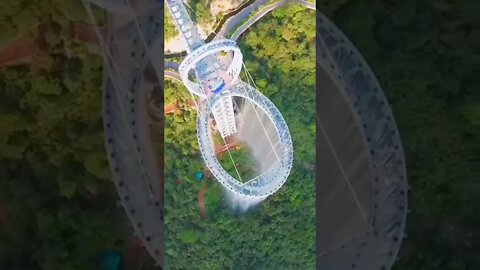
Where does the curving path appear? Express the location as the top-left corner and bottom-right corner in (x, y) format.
(165, 0), (315, 57)
(230, 0), (289, 40)
(230, 0), (315, 40)
(165, 0), (268, 57)
(164, 69), (181, 81)
(164, 61), (180, 71)
(197, 181), (206, 219)
(163, 0), (315, 71)
(216, 0), (271, 38)
(297, 0), (315, 10)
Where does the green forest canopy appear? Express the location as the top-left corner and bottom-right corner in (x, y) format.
(163, 4), (316, 270)
(321, 0), (480, 269)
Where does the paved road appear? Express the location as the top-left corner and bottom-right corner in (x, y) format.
(163, 0), (315, 83)
(222, 0), (317, 40)
(164, 61), (179, 71)
(164, 61), (181, 82)
(166, 0), (315, 57)
(230, 0), (289, 41)
(216, 0), (271, 38)
(231, 0), (316, 40)
(297, 0), (315, 10)
(164, 69), (181, 81)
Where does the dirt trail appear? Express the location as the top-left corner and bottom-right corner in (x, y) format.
(196, 136), (243, 219)
(197, 181), (207, 220)
(0, 23), (46, 67)
(214, 136), (242, 155)
(164, 99), (196, 114)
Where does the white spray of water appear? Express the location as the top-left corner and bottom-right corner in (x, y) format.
(221, 99), (282, 212)
(223, 187), (266, 212)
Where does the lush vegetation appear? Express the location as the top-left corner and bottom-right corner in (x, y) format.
(217, 146), (259, 182)
(0, 10), (130, 270)
(165, 0), (214, 40)
(0, 0), (105, 44)
(227, 0), (281, 38)
(163, 4), (316, 269)
(165, 0), (215, 41)
(0, 1), (144, 269)
(164, 12), (178, 41)
(322, 0), (479, 269)
(188, 0), (214, 24)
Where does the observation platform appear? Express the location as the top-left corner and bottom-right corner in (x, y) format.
(197, 82), (293, 198)
(167, 0), (242, 138)
(166, 0), (294, 198)
(85, 0), (407, 269)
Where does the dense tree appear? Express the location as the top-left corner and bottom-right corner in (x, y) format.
(164, 12), (177, 41)
(0, 3), (126, 269)
(163, 4), (316, 269)
(325, 0), (480, 269)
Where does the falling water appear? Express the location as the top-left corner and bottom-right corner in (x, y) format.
(223, 188), (266, 212)
(220, 98), (283, 212)
(236, 99), (282, 174)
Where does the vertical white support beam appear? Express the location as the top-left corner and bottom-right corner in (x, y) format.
(212, 95), (237, 138)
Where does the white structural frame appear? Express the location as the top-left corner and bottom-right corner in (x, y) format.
(166, 0), (293, 198)
(212, 95), (237, 137)
(166, 0), (203, 51)
(178, 39), (243, 98)
(197, 82), (294, 198)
